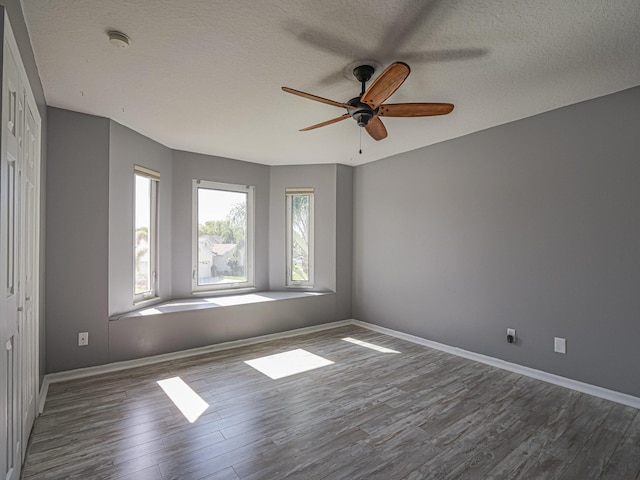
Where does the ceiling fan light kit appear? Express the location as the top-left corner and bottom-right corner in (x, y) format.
(282, 61), (454, 141)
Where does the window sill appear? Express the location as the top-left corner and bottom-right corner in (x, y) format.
(110, 290), (333, 320)
(132, 296), (161, 308)
(191, 286), (256, 296)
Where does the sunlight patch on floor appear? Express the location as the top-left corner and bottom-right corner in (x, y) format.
(342, 337), (400, 353)
(157, 376), (209, 423)
(244, 348), (334, 379)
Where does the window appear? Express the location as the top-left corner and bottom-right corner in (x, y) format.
(134, 166), (159, 302)
(193, 180), (254, 292)
(286, 188), (314, 287)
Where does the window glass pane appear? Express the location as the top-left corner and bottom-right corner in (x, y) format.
(134, 174), (152, 295)
(197, 188), (247, 286)
(290, 194), (311, 283)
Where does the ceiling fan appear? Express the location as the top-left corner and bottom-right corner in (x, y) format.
(282, 61), (454, 141)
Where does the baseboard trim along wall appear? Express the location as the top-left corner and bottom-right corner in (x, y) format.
(351, 320), (640, 410)
(38, 318), (640, 414)
(38, 319), (353, 413)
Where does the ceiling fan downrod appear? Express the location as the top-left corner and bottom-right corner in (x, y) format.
(349, 64), (377, 127)
(353, 64), (374, 95)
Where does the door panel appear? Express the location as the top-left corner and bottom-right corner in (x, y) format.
(3, 338), (18, 480)
(20, 98), (39, 457)
(1, 16), (41, 480)
(1, 31), (22, 480)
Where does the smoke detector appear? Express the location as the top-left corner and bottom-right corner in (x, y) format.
(107, 30), (130, 48)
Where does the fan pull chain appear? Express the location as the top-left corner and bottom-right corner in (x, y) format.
(359, 128), (363, 155)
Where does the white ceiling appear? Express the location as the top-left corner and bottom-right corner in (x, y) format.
(22, 0), (640, 166)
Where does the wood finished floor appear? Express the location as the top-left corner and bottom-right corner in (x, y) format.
(23, 325), (640, 480)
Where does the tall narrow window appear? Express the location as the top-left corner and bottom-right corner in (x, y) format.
(286, 188), (314, 287)
(193, 180), (254, 292)
(134, 166), (159, 302)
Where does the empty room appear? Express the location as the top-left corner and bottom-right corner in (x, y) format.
(1, 0), (640, 479)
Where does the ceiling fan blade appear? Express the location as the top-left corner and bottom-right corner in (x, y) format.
(300, 114), (350, 131)
(365, 116), (388, 141)
(282, 87), (354, 109)
(360, 62), (410, 109)
(379, 103), (454, 117)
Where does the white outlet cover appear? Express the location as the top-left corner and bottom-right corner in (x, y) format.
(554, 337), (566, 354)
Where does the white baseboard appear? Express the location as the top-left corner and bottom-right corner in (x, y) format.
(351, 319), (640, 410)
(39, 319), (353, 411)
(38, 318), (640, 414)
(37, 377), (49, 415)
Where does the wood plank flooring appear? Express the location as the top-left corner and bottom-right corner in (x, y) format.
(23, 325), (640, 479)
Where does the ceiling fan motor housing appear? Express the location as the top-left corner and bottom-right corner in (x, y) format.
(350, 65), (378, 126)
(348, 97), (378, 127)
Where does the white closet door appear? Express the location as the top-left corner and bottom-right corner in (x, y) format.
(20, 94), (40, 459)
(1, 23), (23, 480)
(1, 14), (41, 480)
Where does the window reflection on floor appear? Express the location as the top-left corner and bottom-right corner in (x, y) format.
(244, 348), (334, 379)
(157, 376), (209, 423)
(342, 337), (400, 354)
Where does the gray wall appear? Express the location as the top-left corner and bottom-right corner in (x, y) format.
(170, 150), (271, 296)
(269, 164), (337, 291)
(46, 108), (110, 372)
(353, 85), (640, 397)
(1, 1), (48, 382)
(109, 121), (173, 316)
(335, 164), (353, 319)
(45, 110), (352, 372)
(108, 294), (337, 362)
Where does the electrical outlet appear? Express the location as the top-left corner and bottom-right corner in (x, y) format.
(507, 328), (516, 344)
(554, 337), (566, 354)
(78, 332), (89, 346)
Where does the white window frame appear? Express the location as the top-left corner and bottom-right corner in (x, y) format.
(192, 179), (255, 293)
(286, 188), (314, 287)
(133, 165), (159, 303)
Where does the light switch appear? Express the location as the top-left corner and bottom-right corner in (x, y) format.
(554, 337), (566, 354)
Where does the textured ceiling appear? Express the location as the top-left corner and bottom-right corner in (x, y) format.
(22, 0), (640, 166)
